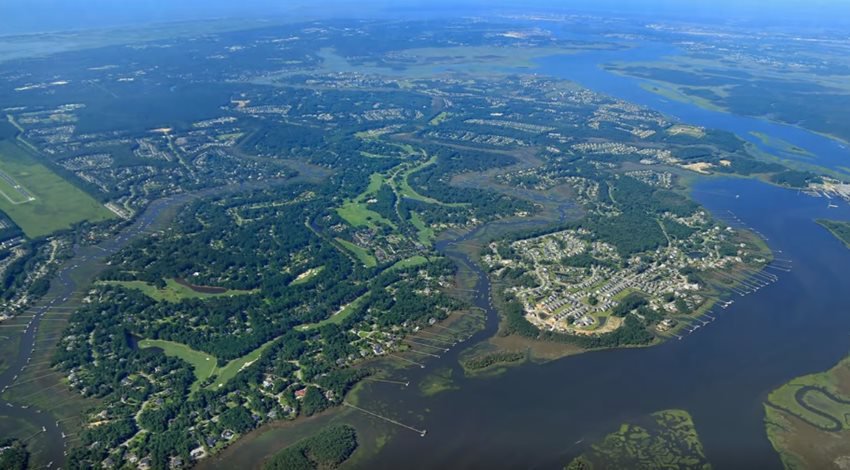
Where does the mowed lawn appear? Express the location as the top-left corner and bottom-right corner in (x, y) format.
(0, 140), (113, 237)
(336, 173), (395, 230)
(336, 238), (377, 267)
(388, 255), (429, 272)
(207, 339), (278, 391)
(297, 292), (370, 331)
(138, 339), (217, 393)
(140, 337), (280, 394)
(102, 278), (255, 303)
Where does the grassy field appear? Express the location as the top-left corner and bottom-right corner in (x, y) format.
(290, 266), (325, 286)
(396, 155), (467, 207)
(336, 173), (395, 230)
(102, 278), (255, 302)
(139, 339), (216, 393)
(207, 339), (278, 391)
(336, 202), (391, 229)
(388, 255), (429, 272)
(297, 292), (369, 331)
(336, 238), (377, 267)
(429, 111), (450, 126)
(0, 140), (114, 237)
(140, 337), (280, 393)
(409, 212), (435, 246)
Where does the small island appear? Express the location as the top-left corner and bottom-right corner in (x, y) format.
(816, 219), (850, 249)
(567, 409), (711, 469)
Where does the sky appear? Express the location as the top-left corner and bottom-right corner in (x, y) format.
(2, 0), (849, 35)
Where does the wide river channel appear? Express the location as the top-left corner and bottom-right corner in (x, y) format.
(5, 31), (850, 469)
(345, 38), (850, 469)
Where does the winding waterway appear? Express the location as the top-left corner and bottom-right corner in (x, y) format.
(0, 172), (323, 467)
(5, 31), (850, 469)
(202, 34), (850, 470)
(343, 41), (850, 469)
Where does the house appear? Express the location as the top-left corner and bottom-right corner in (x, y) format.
(190, 447), (207, 461)
(656, 318), (677, 331)
(294, 388), (308, 400)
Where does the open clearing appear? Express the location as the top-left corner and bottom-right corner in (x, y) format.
(290, 266), (325, 286)
(103, 278), (255, 302)
(0, 140), (114, 237)
(297, 292), (370, 331)
(207, 339), (279, 391)
(336, 238), (377, 267)
(388, 255), (429, 271)
(336, 173), (396, 229)
(409, 211), (435, 246)
(140, 337), (280, 393)
(138, 339), (217, 393)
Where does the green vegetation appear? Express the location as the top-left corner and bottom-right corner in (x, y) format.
(138, 339), (216, 393)
(336, 173), (396, 229)
(749, 131), (814, 157)
(297, 292), (370, 331)
(264, 424), (358, 470)
(409, 211), (435, 246)
(461, 350), (526, 373)
(388, 255), (429, 272)
(638, 82), (727, 113)
(419, 367), (460, 396)
(566, 410), (711, 470)
(764, 354), (850, 469)
(290, 266), (325, 286)
(429, 111), (450, 126)
(205, 337), (280, 391)
(817, 219), (850, 249)
(12, 16), (832, 470)
(335, 238), (377, 267)
(0, 140), (113, 237)
(0, 439), (29, 470)
(336, 203), (391, 229)
(397, 156), (465, 207)
(102, 278), (255, 302)
(336, 202), (391, 228)
(612, 53), (850, 143)
(139, 336), (279, 393)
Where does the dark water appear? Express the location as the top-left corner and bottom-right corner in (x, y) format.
(534, 41), (850, 172)
(352, 41), (850, 469)
(365, 177), (850, 469)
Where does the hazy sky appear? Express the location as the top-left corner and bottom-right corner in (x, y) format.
(2, 0), (848, 35)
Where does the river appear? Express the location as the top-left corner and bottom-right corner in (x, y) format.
(0, 170), (325, 468)
(6, 31), (850, 469)
(338, 39), (850, 469)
